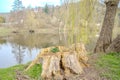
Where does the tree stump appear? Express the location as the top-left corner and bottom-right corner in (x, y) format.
(41, 52), (84, 80)
(41, 53), (63, 80)
(25, 44), (88, 80)
(106, 35), (120, 53)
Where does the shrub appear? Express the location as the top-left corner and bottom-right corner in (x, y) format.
(51, 47), (60, 53)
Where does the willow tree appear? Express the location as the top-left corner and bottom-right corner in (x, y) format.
(94, 0), (119, 53)
(63, 0), (97, 46)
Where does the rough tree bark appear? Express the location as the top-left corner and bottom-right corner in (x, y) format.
(106, 35), (120, 53)
(94, 0), (119, 53)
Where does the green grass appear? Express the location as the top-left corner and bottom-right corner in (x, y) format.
(96, 53), (120, 80)
(25, 64), (42, 79)
(0, 65), (24, 80)
(0, 63), (42, 80)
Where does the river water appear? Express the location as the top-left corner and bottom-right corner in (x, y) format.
(0, 33), (63, 68)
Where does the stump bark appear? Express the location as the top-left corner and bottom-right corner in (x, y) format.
(41, 51), (88, 80)
(25, 44), (88, 80)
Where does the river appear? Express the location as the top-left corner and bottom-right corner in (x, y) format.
(0, 33), (63, 68)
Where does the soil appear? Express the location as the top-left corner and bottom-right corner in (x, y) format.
(78, 54), (108, 80)
(15, 70), (30, 80)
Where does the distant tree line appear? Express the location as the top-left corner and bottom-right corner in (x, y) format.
(9, 0), (55, 28)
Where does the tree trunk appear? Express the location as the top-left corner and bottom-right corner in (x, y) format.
(106, 35), (120, 53)
(94, 0), (119, 53)
(41, 52), (84, 80)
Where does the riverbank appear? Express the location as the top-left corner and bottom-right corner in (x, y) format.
(0, 53), (120, 80)
(0, 26), (58, 38)
(0, 63), (42, 80)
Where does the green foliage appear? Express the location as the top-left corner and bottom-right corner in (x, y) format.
(96, 53), (120, 80)
(0, 16), (5, 23)
(11, 0), (24, 26)
(64, 0), (97, 45)
(43, 4), (49, 14)
(12, 0), (24, 11)
(51, 47), (60, 53)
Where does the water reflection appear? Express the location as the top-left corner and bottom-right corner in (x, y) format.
(12, 43), (25, 64)
(0, 42), (40, 68)
(0, 33), (63, 68)
(9, 33), (61, 48)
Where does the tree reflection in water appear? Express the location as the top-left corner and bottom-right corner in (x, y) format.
(12, 43), (26, 64)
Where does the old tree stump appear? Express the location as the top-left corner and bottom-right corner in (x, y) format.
(106, 35), (120, 53)
(26, 43), (88, 80)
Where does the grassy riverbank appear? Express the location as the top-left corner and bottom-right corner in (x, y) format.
(0, 53), (120, 80)
(0, 63), (42, 80)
